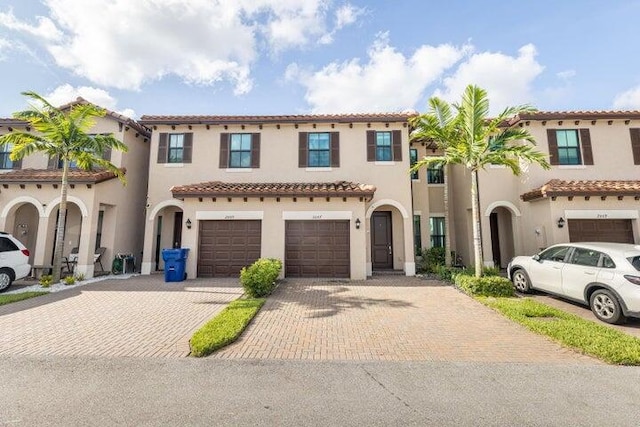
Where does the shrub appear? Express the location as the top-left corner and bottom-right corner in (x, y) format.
(74, 273), (85, 281)
(455, 274), (515, 297)
(63, 275), (76, 286)
(482, 266), (501, 277)
(39, 275), (53, 288)
(240, 258), (283, 298)
(419, 247), (445, 273)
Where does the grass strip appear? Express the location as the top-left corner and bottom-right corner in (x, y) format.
(190, 297), (265, 357)
(479, 297), (640, 365)
(0, 291), (48, 306)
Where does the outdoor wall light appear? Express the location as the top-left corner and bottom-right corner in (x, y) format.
(557, 217), (565, 228)
(186, 219), (192, 229)
(355, 218), (361, 229)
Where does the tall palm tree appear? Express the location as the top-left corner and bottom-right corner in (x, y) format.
(0, 91), (128, 282)
(410, 85), (550, 277)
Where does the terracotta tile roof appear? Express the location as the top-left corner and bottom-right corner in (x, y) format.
(0, 97), (150, 137)
(140, 112), (415, 125)
(0, 168), (123, 184)
(521, 179), (640, 201)
(515, 110), (640, 121)
(171, 181), (376, 198)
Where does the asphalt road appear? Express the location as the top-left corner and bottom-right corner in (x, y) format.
(1, 357), (639, 426)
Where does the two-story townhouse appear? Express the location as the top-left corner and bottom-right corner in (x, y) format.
(449, 111), (640, 268)
(138, 113), (417, 280)
(0, 98), (151, 278)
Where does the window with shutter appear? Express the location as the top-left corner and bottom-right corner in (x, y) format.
(307, 132), (331, 167)
(630, 128), (640, 165)
(229, 134), (252, 168)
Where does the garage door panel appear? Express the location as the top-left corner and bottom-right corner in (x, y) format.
(568, 219), (634, 244)
(285, 220), (350, 278)
(198, 220), (262, 277)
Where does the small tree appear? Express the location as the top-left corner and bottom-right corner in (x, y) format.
(410, 85), (550, 277)
(0, 92), (128, 281)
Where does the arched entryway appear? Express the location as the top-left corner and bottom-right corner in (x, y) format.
(147, 202), (185, 271)
(486, 202), (520, 268)
(44, 203), (84, 265)
(365, 199), (413, 275)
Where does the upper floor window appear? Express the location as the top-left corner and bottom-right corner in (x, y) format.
(0, 143), (14, 169)
(298, 132), (339, 168)
(168, 134), (184, 163)
(376, 132), (392, 161)
(220, 133), (260, 169)
(157, 132), (193, 164)
(410, 148), (418, 179)
(427, 163), (444, 184)
(308, 133), (331, 167)
(230, 134), (252, 168)
(367, 130), (402, 162)
(547, 129), (593, 166)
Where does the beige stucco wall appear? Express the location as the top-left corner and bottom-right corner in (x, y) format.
(466, 118), (640, 265)
(0, 117), (150, 278)
(142, 120), (416, 278)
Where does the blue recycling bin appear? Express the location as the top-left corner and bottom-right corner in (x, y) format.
(162, 248), (189, 282)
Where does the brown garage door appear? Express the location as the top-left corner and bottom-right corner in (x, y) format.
(568, 219), (634, 243)
(198, 220), (261, 277)
(285, 220), (350, 278)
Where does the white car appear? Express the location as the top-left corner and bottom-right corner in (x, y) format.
(508, 242), (640, 324)
(0, 232), (31, 291)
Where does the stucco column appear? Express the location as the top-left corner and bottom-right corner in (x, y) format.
(32, 215), (50, 267)
(480, 215), (494, 267)
(403, 217), (415, 276)
(75, 209), (98, 278)
(141, 211), (156, 275)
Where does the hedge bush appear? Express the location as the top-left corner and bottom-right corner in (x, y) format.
(240, 258), (283, 297)
(418, 247), (446, 273)
(454, 274), (515, 297)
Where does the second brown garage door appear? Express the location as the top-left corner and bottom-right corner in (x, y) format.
(285, 220), (350, 278)
(568, 219), (634, 243)
(198, 220), (261, 277)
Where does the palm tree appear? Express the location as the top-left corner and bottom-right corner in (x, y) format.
(410, 85), (550, 277)
(0, 91), (128, 282)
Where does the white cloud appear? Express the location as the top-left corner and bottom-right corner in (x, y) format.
(0, 0), (361, 94)
(557, 69), (576, 80)
(613, 85), (640, 109)
(319, 4), (365, 44)
(44, 84), (136, 118)
(435, 44), (544, 114)
(290, 33), (467, 113)
(0, 37), (12, 60)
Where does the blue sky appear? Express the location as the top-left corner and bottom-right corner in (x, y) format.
(0, 0), (639, 118)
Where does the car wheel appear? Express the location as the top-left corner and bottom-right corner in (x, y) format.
(0, 268), (13, 292)
(512, 269), (531, 293)
(589, 289), (626, 325)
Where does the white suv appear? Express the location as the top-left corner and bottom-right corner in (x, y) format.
(0, 232), (31, 291)
(508, 242), (640, 324)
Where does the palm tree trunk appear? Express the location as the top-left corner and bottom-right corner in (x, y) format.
(52, 159), (69, 282)
(444, 164), (452, 266)
(471, 169), (482, 278)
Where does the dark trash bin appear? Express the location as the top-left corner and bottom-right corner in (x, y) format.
(162, 248), (189, 282)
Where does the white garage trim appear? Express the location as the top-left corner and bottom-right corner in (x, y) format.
(195, 211), (264, 220)
(282, 211), (352, 220)
(564, 209), (639, 220)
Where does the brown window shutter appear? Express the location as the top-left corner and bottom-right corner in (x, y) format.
(12, 158), (22, 170)
(630, 128), (640, 165)
(157, 133), (168, 163)
(546, 129), (558, 165)
(366, 131), (376, 161)
(219, 133), (229, 168)
(392, 130), (402, 161)
(102, 146), (112, 162)
(298, 132), (308, 167)
(251, 133), (260, 168)
(330, 132), (340, 167)
(182, 133), (193, 163)
(579, 129), (593, 165)
(47, 155), (59, 169)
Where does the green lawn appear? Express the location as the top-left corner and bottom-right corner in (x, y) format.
(0, 291), (48, 306)
(480, 297), (640, 365)
(190, 297), (265, 357)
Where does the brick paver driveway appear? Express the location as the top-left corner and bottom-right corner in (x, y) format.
(0, 276), (243, 358)
(214, 276), (597, 363)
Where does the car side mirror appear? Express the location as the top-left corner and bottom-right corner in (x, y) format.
(532, 254), (541, 262)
